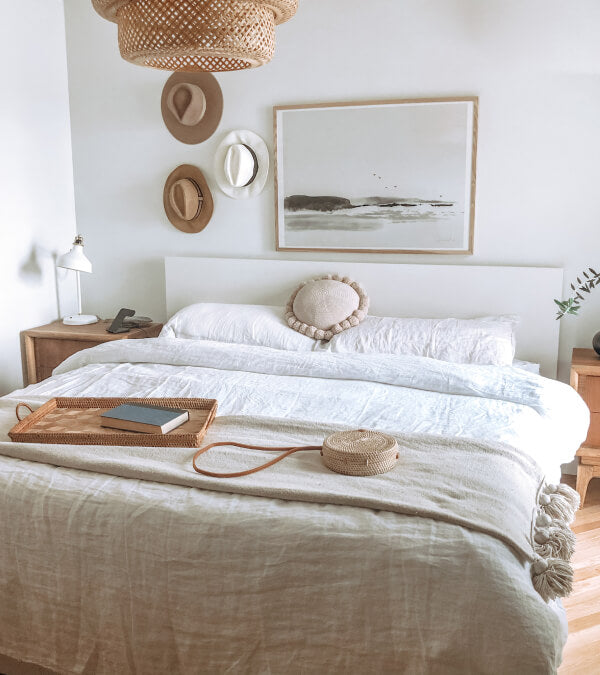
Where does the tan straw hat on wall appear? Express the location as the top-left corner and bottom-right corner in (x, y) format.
(161, 72), (223, 144)
(163, 165), (214, 233)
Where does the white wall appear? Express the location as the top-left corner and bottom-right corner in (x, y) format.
(63, 0), (600, 381)
(0, 0), (77, 395)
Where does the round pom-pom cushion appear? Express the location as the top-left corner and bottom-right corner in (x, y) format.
(285, 274), (369, 340)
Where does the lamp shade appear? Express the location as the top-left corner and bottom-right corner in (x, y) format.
(57, 235), (92, 273)
(91, 0), (298, 72)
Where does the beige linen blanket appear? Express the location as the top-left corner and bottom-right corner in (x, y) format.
(0, 414), (577, 601)
(0, 413), (577, 675)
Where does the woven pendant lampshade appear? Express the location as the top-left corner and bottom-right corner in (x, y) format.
(92, 0), (298, 72)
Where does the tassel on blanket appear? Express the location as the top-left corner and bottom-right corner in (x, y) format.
(538, 492), (576, 524)
(531, 556), (573, 602)
(530, 481), (579, 601)
(535, 512), (553, 528)
(534, 522), (576, 561)
(544, 483), (580, 512)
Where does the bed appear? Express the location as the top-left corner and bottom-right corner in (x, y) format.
(0, 258), (589, 674)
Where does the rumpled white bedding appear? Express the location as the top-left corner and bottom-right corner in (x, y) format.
(0, 338), (589, 674)
(45, 337), (587, 480)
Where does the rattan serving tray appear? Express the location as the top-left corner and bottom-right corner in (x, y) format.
(9, 397), (218, 448)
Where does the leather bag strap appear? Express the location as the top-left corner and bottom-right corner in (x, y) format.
(192, 441), (322, 478)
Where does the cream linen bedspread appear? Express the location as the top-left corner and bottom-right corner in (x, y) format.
(0, 339), (589, 674)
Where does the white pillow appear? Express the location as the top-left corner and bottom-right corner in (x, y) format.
(324, 315), (519, 366)
(161, 303), (316, 351)
(513, 359), (540, 374)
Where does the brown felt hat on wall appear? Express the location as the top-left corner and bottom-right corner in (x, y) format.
(161, 72), (223, 144)
(163, 165), (214, 233)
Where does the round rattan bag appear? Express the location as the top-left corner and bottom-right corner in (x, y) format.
(321, 429), (399, 476)
(192, 428), (399, 478)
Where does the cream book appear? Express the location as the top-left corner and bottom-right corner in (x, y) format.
(100, 403), (189, 434)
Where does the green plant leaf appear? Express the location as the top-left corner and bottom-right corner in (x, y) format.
(556, 266), (600, 318)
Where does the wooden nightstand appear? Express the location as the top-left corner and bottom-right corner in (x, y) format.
(570, 348), (600, 506)
(21, 320), (163, 385)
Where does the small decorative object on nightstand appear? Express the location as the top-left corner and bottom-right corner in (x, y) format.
(570, 348), (600, 506)
(21, 319), (163, 385)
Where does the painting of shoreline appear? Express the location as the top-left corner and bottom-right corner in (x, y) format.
(274, 98), (477, 253)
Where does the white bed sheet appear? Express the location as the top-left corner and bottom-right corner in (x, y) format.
(0, 338), (589, 674)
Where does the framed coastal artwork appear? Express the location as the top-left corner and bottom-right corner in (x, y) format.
(274, 97), (478, 254)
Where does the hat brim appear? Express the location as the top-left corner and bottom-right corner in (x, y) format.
(163, 165), (214, 233)
(213, 130), (270, 199)
(161, 72), (223, 145)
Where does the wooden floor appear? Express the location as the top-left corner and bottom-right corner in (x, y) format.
(559, 475), (600, 674)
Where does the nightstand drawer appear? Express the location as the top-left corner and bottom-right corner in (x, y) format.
(33, 338), (100, 376)
(22, 320), (163, 385)
(585, 413), (600, 447)
(571, 348), (600, 506)
(577, 375), (600, 412)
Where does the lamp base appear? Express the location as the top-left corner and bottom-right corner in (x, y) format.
(63, 314), (99, 326)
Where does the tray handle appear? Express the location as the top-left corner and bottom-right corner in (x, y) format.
(16, 402), (34, 421)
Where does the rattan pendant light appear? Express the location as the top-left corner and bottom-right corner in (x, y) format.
(92, 0), (298, 72)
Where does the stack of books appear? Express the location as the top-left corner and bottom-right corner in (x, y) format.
(100, 403), (189, 434)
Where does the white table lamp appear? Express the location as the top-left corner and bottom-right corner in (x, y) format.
(57, 235), (98, 325)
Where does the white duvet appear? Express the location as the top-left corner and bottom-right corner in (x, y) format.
(0, 338), (589, 674)
(28, 337), (587, 481)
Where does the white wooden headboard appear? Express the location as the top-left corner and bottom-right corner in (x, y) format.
(165, 257), (563, 378)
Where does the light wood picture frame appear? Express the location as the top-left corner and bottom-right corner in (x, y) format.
(274, 96), (478, 254)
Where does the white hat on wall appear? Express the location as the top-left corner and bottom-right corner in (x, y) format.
(213, 130), (269, 199)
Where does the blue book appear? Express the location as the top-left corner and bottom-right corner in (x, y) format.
(100, 403), (189, 434)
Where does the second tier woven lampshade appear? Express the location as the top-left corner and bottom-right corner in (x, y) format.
(92, 0), (298, 71)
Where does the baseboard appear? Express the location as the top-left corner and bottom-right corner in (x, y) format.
(561, 459), (578, 476)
